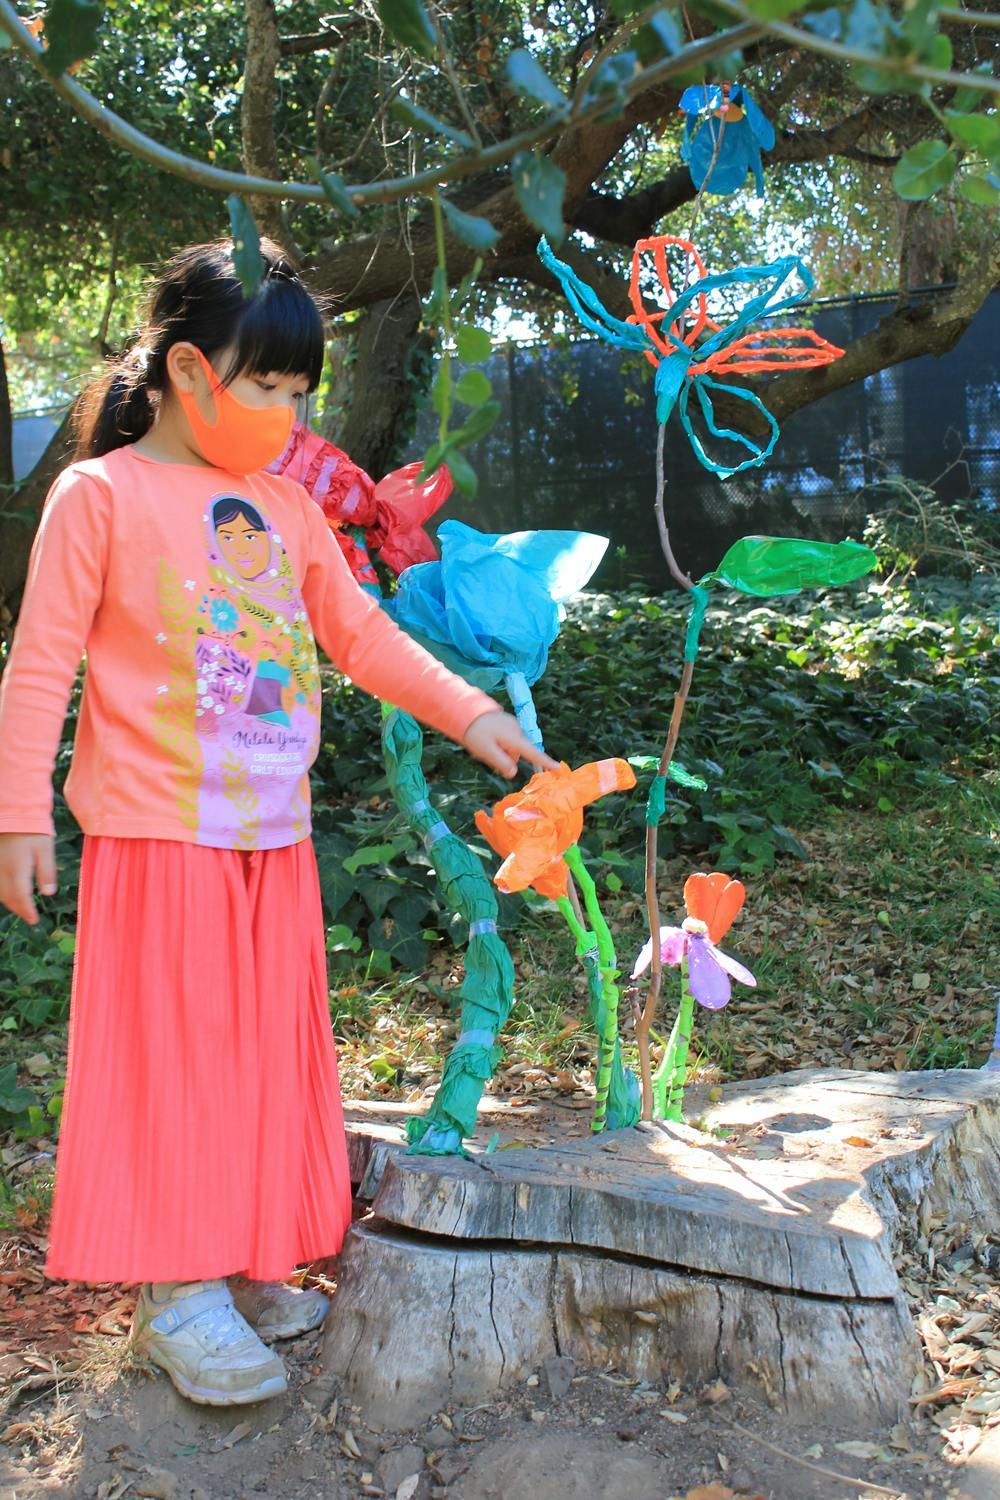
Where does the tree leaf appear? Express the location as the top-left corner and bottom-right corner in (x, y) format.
(636, 11), (684, 63)
(954, 63), (996, 113)
(226, 196), (264, 295)
(454, 324), (492, 362)
(583, 52), (638, 113)
(506, 48), (567, 110)
(512, 150), (566, 243)
(957, 173), (1000, 206)
(447, 447), (478, 498)
(944, 111), (1000, 151)
(393, 96), (474, 148)
(893, 140), (957, 200)
(454, 369), (492, 405)
(452, 401), (500, 447)
(440, 197), (500, 250)
(738, 0), (806, 19)
(431, 362), (452, 421)
(40, 0), (102, 77)
(308, 157), (359, 218)
(376, 0), (436, 58)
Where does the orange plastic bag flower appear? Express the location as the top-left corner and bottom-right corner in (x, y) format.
(475, 759), (636, 899)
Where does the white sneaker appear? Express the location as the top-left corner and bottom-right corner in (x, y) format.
(228, 1276), (331, 1341)
(130, 1280), (288, 1406)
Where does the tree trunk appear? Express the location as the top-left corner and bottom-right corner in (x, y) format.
(334, 293), (427, 478)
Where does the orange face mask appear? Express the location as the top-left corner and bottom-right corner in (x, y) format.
(176, 348), (296, 474)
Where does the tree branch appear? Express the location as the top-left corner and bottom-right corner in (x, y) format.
(279, 18), (367, 56)
(767, 231), (1000, 419)
(567, 108), (887, 244)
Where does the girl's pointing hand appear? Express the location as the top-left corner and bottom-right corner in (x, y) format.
(462, 711), (560, 779)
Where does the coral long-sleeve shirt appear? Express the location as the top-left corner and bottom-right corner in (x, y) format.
(0, 447), (497, 850)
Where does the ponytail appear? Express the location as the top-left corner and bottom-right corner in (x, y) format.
(72, 238), (326, 461)
(73, 345), (155, 459)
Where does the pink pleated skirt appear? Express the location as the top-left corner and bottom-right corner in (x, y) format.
(44, 836), (353, 1285)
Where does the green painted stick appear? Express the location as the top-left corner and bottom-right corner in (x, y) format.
(564, 844), (620, 1132)
(664, 954), (696, 1122)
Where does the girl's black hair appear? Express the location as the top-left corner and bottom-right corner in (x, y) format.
(74, 238), (326, 460)
(213, 496), (266, 531)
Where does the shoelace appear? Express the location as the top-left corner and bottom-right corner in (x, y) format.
(185, 1299), (253, 1353)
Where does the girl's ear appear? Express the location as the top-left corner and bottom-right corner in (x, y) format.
(166, 341), (207, 394)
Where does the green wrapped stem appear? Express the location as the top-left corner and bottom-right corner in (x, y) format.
(651, 1008), (681, 1120)
(664, 955), (696, 1122)
(563, 845), (629, 1134)
(381, 707), (516, 1156)
(557, 897), (639, 1133)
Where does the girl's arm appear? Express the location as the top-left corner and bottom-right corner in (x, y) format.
(0, 469), (110, 916)
(298, 491), (554, 775)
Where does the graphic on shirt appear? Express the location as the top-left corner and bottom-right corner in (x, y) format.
(152, 494), (320, 848)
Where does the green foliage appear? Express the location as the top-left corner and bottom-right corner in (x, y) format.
(309, 159), (359, 218)
(40, 0), (103, 77)
(893, 141), (957, 202)
(439, 197), (500, 251)
(511, 150), (566, 244)
(226, 195), (263, 294)
(376, 0), (437, 60)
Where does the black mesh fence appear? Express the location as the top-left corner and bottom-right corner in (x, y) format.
(413, 286), (1000, 587)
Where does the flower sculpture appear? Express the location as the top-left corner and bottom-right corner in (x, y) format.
(269, 421), (453, 588)
(475, 759), (637, 899)
(632, 871), (756, 1012)
(477, 759), (640, 1132)
(388, 521), (608, 746)
(636, 873), (755, 1121)
(537, 234), (845, 478)
(679, 83), (775, 197)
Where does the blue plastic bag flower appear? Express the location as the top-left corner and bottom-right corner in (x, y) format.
(679, 83), (775, 197)
(386, 521), (607, 746)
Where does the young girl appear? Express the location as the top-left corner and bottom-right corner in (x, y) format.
(0, 239), (553, 1408)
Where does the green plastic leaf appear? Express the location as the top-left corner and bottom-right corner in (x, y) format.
(226, 196), (264, 295)
(452, 400), (501, 447)
(667, 761), (708, 791)
(506, 48), (567, 110)
(376, 0), (436, 57)
(447, 447), (478, 498)
(958, 173), (1000, 206)
(393, 96), (474, 148)
(893, 140), (957, 201)
(440, 198), (500, 251)
(944, 111), (1000, 151)
(40, 0), (102, 76)
(705, 536), (878, 597)
(454, 369), (491, 406)
(308, 158), (359, 218)
(512, 150), (566, 243)
(455, 325), (492, 362)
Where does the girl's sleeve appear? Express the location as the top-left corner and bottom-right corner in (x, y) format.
(298, 488), (499, 743)
(0, 468), (111, 836)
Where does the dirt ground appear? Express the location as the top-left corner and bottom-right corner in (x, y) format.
(0, 1294), (995, 1500)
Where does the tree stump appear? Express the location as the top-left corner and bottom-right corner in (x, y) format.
(326, 1069), (1000, 1428)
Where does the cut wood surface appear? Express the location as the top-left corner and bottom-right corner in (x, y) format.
(331, 1069), (1000, 1427)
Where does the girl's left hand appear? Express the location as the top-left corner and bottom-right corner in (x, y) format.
(462, 711), (559, 778)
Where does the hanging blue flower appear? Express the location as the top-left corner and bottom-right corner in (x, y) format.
(679, 83), (775, 197)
